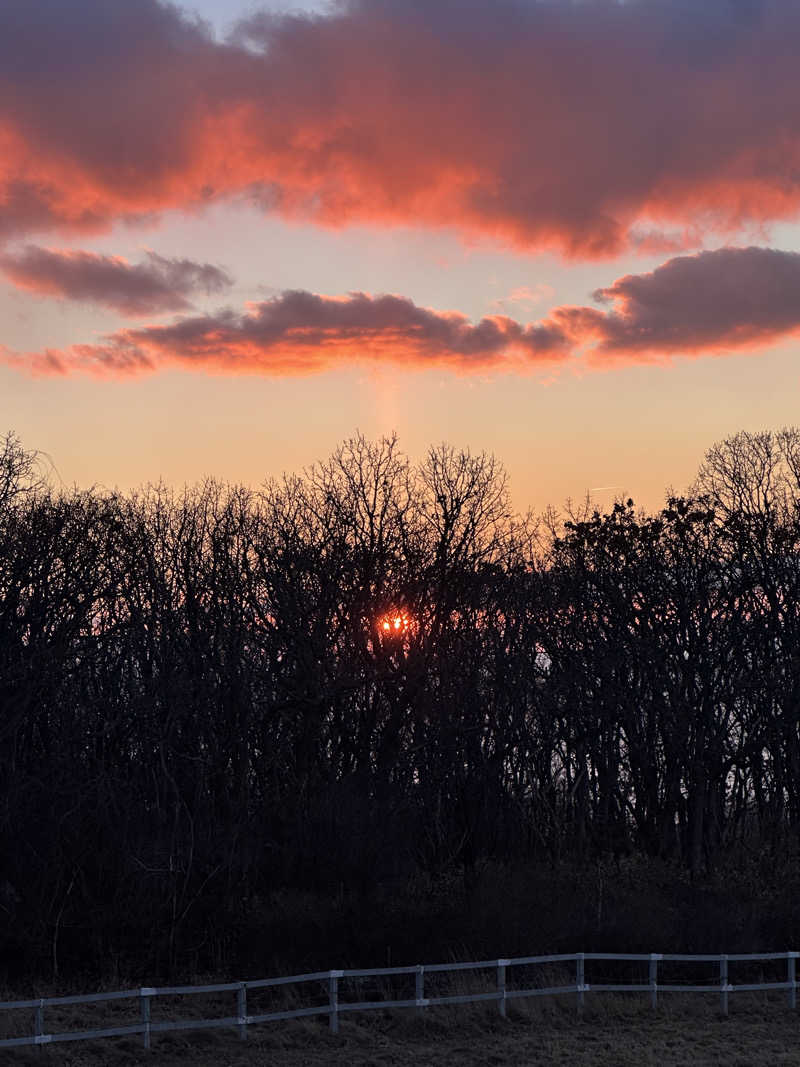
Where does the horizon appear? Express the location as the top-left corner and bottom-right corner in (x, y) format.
(4, 422), (778, 525)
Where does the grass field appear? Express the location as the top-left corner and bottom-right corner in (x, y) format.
(6, 997), (800, 1066)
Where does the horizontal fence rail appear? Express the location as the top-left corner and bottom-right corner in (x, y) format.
(1, 950), (797, 1051)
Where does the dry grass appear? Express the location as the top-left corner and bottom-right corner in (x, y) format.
(5, 995), (800, 1066)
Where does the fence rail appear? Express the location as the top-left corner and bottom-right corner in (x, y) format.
(1, 950), (797, 1051)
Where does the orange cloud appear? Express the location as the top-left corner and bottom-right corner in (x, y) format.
(8, 248), (800, 381)
(6, 290), (571, 379)
(2, 1), (800, 255)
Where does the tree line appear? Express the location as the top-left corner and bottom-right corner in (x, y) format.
(1, 427), (799, 980)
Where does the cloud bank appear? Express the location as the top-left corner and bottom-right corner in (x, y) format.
(0, 246), (232, 314)
(7, 247), (800, 380)
(7, 291), (571, 378)
(3, 0), (800, 255)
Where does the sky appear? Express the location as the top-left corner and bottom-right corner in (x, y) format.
(3, 0), (800, 514)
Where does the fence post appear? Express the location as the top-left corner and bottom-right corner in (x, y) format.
(497, 960), (508, 1018)
(789, 952), (797, 1010)
(649, 954), (660, 1010)
(576, 954), (585, 1014)
(719, 955), (728, 1016)
(329, 970), (342, 1034)
(237, 982), (247, 1041)
(415, 965), (425, 1017)
(35, 998), (44, 1046)
(140, 988), (154, 1050)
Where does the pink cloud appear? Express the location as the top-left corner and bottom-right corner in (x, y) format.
(6, 290), (570, 379)
(492, 285), (555, 312)
(8, 247), (800, 381)
(0, 246), (231, 314)
(2, 1), (800, 256)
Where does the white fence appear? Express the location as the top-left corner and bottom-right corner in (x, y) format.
(0, 951), (797, 1051)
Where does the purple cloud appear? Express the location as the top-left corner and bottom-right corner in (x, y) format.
(0, 246), (232, 314)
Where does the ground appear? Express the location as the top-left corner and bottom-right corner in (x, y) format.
(6, 997), (800, 1066)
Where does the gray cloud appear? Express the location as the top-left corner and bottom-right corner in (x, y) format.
(556, 246), (800, 360)
(0, 246), (232, 314)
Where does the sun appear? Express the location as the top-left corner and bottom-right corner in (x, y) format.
(378, 611), (413, 635)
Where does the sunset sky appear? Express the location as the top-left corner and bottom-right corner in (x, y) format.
(3, 0), (800, 513)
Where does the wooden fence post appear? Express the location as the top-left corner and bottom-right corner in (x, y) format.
(237, 982), (247, 1041)
(719, 956), (728, 1016)
(140, 988), (154, 1050)
(415, 965), (425, 1017)
(329, 970), (342, 1034)
(788, 952), (797, 1010)
(576, 954), (585, 1014)
(497, 960), (508, 1018)
(649, 954), (660, 1009)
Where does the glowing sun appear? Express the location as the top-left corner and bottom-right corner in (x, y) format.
(379, 612), (412, 635)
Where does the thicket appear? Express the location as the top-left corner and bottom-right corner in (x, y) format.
(2, 428), (800, 985)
